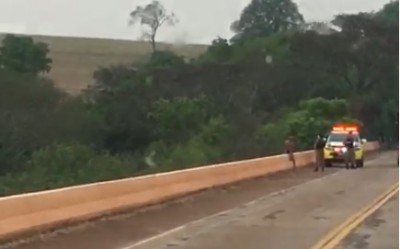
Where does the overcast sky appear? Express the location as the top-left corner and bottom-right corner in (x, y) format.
(0, 0), (391, 44)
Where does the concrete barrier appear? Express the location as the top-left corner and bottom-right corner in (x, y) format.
(0, 142), (380, 241)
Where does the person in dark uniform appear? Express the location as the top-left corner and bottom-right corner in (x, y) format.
(313, 133), (326, 172)
(344, 131), (356, 169)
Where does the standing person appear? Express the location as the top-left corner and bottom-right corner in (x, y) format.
(378, 132), (384, 152)
(344, 131), (356, 169)
(313, 133), (326, 172)
(285, 136), (296, 170)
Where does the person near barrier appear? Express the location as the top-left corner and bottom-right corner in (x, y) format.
(344, 131), (356, 169)
(313, 133), (326, 172)
(284, 136), (296, 170)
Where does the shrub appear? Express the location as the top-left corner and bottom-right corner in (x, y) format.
(0, 144), (140, 196)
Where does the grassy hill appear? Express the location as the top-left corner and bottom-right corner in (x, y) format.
(0, 34), (208, 94)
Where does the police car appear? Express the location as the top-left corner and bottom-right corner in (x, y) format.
(323, 124), (367, 168)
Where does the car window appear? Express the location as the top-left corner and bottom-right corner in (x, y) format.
(328, 133), (360, 143)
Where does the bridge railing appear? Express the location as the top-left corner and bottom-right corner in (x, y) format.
(0, 142), (380, 242)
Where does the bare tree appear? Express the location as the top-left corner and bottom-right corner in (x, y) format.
(129, 0), (178, 53)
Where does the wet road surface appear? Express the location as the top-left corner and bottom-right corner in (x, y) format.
(2, 152), (397, 249)
(337, 193), (399, 249)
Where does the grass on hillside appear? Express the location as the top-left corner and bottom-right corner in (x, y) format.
(0, 33), (208, 94)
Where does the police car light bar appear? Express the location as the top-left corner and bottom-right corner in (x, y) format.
(332, 125), (359, 132)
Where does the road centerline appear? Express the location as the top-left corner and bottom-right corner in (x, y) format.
(310, 182), (399, 249)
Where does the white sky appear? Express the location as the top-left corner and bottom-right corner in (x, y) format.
(0, 0), (391, 44)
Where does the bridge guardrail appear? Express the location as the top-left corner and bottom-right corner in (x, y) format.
(0, 142), (380, 242)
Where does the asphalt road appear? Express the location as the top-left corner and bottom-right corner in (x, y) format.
(337, 193), (399, 249)
(2, 151), (397, 249)
(124, 151), (398, 249)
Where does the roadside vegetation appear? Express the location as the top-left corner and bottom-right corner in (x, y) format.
(0, 0), (398, 196)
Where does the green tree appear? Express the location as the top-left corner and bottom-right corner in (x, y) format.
(289, 13), (398, 120)
(89, 63), (172, 154)
(90, 65), (139, 94)
(0, 72), (63, 170)
(197, 38), (233, 64)
(375, 0), (399, 25)
(283, 98), (358, 149)
(0, 144), (138, 196)
(149, 96), (210, 144)
(231, 0), (304, 41)
(129, 0), (178, 52)
(332, 13), (398, 118)
(145, 50), (186, 69)
(0, 71), (100, 174)
(145, 115), (230, 170)
(0, 34), (52, 75)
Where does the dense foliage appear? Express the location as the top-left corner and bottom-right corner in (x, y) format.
(0, 0), (398, 196)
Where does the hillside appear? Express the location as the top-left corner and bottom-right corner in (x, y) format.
(0, 34), (208, 94)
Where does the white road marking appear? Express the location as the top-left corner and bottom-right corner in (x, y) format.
(118, 226), (186, 249)
(118, 155), (381, 249)
(118, 172), (340, 249)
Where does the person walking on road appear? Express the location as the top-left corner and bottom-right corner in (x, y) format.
(313, 133), (326, 172)
(344, 131), (356, 169)
(285, 136), (296, 170)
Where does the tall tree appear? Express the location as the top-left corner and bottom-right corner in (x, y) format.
(291, 12), (398, 122)
(231, 0), (304, 41)
(0, 34), (52, 75)
(129, 0), (178, 53)
(331, 13), (398, 94)
(197, 37), (233, 64)
(375, 0), (399, 25)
